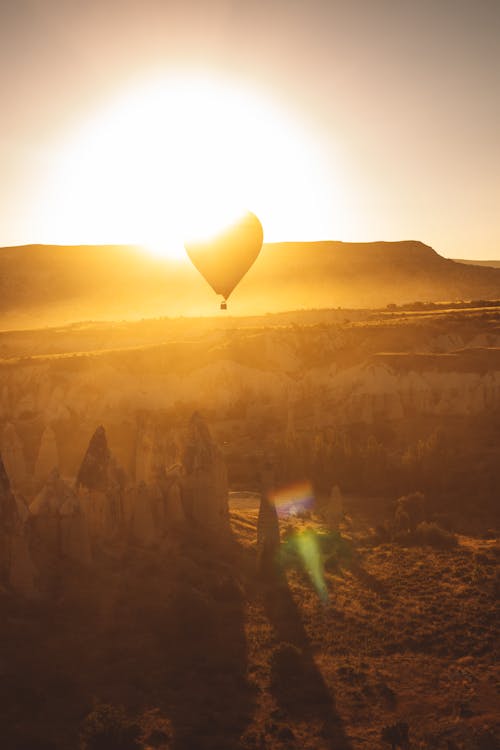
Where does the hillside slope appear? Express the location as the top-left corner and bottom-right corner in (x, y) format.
(2, 241), (500, 327)
(454, 258), (500, 269)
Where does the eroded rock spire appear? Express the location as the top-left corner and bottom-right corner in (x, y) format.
(76, 425), (110, 491)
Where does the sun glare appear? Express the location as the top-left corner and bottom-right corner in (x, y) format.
(34, 72), (339, 258)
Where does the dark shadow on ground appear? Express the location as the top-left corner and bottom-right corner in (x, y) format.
(0, 528), (257, 750)
(262, 571), (352, 750)
(162, 593), (255, 748)
(149, 531), (257, 750)
(348, 559), (391, 600)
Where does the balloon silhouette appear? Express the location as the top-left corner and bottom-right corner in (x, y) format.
(184, 211), (263, 309)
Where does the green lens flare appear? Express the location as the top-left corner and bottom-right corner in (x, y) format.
(295, 529), (328, 603)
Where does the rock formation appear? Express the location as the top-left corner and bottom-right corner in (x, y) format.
(8, 533), (38, 597)
(76, 425), (110, 491)
(30, 469), (91, 566)
(76, 426), (126, 542)
(0, 453), (19, 583)
(181, 412), (229, 530)
(14, 494), (30, 526)
(158, 465), (185, 524)
(257, 493), (280, 575)
(1, 422), (27, 490)
(0, 453), (37, 597)
(135, 420), (166, 483)
(124, 481), (157, 546)
(59, 496), (92, 565)
(256, 458), (280, 574)
(324, 485), (344, 528)
(0, 453), (19, 532)
(123, 462), (186, 545)
(34, 425), (59, 483)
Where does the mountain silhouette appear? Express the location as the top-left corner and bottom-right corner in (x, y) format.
(2, 240), (500, 327)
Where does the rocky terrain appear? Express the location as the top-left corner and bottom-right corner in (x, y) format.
(1, 441), (498, 750)
(1, 302), (499, 749)
(0, 412), (228, 599)
(1, 303), (500, 526)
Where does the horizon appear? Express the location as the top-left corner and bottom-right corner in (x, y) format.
(1, 237), (497, 262)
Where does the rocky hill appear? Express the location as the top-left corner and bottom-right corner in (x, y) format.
(1, 303), (500, 534)
(3, 240), (500, 327)
(455, 258), (500, 269)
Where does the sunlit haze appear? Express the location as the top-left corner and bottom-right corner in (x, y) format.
(1, 6), (500, 747)
(35, 74), (335, 259)
(2, 0), (500, 258)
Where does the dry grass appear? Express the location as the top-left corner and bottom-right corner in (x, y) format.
(233, 499), (499, 749)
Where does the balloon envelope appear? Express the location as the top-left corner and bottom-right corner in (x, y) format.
(184, 211), (263, 301)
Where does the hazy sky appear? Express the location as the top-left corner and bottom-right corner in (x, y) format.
(2, 0), (499, 258)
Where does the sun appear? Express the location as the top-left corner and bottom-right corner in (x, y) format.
(34, 72), (339, 258)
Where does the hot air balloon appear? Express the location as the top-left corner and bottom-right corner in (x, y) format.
(184, 210), (263, 309)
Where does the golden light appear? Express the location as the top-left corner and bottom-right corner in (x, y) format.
(34, 72), (341, 258)
(183, 203), (249, 246)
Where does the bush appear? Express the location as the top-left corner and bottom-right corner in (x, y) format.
(394, 521), (458, 549)
(79, 704), (140, 750)
(373, 522), (392, 544)
(381, 721), (410, 749)
(394, 492), (426, 532)
(414, 521), (458, 549)
(137, 709), (172, 749)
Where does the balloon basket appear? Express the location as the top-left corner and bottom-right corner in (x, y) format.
(220, 301), (227, 310)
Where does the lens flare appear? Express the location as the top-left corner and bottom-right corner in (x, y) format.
(270, 480), (315, 518)
(272, 480), (328, 602)
(294, 528), (329, 603)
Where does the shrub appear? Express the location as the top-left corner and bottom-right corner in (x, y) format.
(394, 492), (426, 532)
(414, 521), (458, 549)
(282, 522), (299, 541)
(137, 709), (172, 749)
(79, 704), (140, 750)
(393, 520), (458, 549)
(373, 522), (392, 544)
(381, 721), (410, 749)
(476, 729), (499, 750)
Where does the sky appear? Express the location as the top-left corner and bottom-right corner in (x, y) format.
(1, 0), (499, 259)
